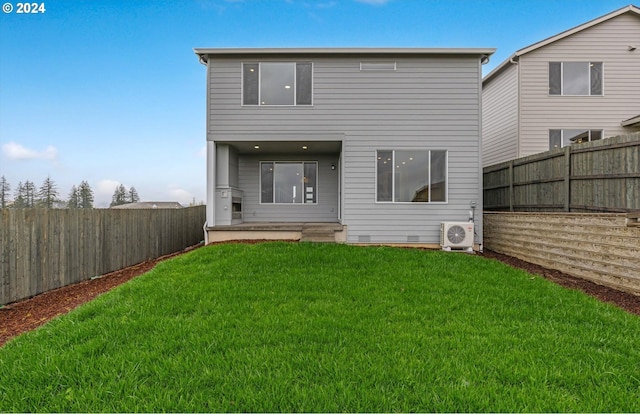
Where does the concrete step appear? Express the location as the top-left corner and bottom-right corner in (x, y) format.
(300, 228), (337, 242)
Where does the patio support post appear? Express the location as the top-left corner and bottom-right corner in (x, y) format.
(206, 141), (216, 227)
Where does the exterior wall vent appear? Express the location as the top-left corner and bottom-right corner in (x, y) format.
(407, 235), (420, 243)
(360, 62), (396, 71)
(358, 235), (371, 243)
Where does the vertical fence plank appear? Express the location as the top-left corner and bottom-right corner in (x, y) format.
(0, 205), (205, 305)
(564, 146), (571, 212)
(485, 132), (640, 213)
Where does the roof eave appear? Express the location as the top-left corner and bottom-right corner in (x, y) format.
(482, 5), (640, 86)
(482, 54), (517, 85)
(515, 4), (640, 56)
(193, 47), (496, 58)
(621, 115), (640, 127)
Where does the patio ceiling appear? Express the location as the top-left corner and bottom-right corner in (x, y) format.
(219, 140), (342, 154)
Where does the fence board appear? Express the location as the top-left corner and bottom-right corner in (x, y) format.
(484, 212), (640, 295)
(0, 206), (206, 305)
(484, 132), (640, 212)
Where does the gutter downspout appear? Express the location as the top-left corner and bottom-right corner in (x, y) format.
(510, 55), (521, 159)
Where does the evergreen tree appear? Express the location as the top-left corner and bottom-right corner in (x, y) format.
(67, 185), (79, 209)
(0, 175), (10, 208)
(127, 186), (140, 203)
(13, 182), (26, 208)
(37, 176), (59, 208)
(110, 184), (128, 207)
(23, 180), (36, 208)
(78, 180), (94, 209)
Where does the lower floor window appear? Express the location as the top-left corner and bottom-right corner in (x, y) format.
(376, 150), (447, 202)
(549, 129), (603, 149)
(261, 161), (317, 204)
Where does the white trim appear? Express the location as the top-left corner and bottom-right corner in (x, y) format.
(621, 115), (640, 127)
(196, 47), (496, 56)
(242, 62), (314, 107)
(484, 5), (640, 85)
(206, 142), (216, 226)
(374, 149), (449, 204)
(548, 61), (604, 97)
(259, 160), (319, 205)
(548, 128), (605, 149)
(516, 5), (640, 56)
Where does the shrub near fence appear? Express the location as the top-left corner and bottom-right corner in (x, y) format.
(483, 132), (640, 212)
(0, 206), (206, 305)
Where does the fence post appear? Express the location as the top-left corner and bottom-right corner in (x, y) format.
(508, 160), (514, 212)
(564, 146), (571, 212)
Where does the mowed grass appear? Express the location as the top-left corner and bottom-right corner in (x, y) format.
(1, 242), (639, 412)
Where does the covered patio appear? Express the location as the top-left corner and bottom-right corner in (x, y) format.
(206, 222), (346, 243)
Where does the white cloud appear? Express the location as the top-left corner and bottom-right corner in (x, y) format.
(168, 186), (195, 206)
(2, 141), (58, 161)
(94, 179), (122, 208)
(197, 145), (207, 158)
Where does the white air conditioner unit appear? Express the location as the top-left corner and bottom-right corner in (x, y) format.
(440, 222), (474, 252)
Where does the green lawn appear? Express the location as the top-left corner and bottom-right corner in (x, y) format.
(1, 242), (639, 412)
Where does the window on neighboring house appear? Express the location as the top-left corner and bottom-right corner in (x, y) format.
(260, 161), (317, 204)
(376, 150), (447, 203)
(243, 63), (313, 106)
(549, 129), (603, 149)
(549, 62), (603, 95)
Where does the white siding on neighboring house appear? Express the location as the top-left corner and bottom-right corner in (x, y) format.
(519, 12), (640, 156)
(482, 63), (519, 166)
(482, 8), (640, 166)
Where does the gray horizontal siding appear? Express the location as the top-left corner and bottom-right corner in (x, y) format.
(518, 12), (640, 156)
(239, 154), (339, 223)
(482, 63), (519, 166)
(207, 55), (483, 244)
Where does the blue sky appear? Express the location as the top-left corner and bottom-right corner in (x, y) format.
(0, 0), (630, 207)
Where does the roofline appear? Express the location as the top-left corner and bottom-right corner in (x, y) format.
(483, 4), (640, 85)
(482, 54), (517, 86)
(621, 115), (640, 127)
(515, 4), (639, 56)
(194, 47), (496, 63)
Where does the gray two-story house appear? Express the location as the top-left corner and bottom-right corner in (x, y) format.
(194, 48), (494, 248)
(482, 4), (640, 167)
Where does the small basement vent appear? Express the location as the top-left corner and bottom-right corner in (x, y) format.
(440, 222), (474, 252)
(358, 235), (371, 243)
(407, 235), (420, 243)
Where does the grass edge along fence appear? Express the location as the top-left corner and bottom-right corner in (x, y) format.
(0, 205), (205, 305)
(483, 132), (640, 213)
(484, 211), (640, 295)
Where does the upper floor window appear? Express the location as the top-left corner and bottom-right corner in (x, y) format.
(549, 62), (603, 96)
(376, 150), (447, 203)
(549, 129), (603, 149)
(243, 63), (312, 106)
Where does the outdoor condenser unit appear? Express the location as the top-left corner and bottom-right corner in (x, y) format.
(440, 222), (474, 252)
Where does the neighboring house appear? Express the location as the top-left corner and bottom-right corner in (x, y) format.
(482, 4), (640, 167)
(111, 202), (183, 209)
(194, 47), (494, 247)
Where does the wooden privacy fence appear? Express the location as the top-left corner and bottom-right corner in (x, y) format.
(483, 132), (640, 212)
(0, 206), (206, 305)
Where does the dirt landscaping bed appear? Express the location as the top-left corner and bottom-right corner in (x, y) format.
(1, 244), (638, 347)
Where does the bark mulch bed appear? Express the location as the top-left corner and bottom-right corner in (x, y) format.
(1, 243), (638, 347)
